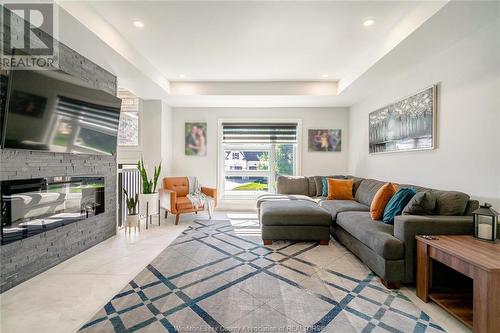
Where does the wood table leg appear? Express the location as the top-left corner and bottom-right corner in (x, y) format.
(473, 270), (500, 333)
(416, 240), (431, 302)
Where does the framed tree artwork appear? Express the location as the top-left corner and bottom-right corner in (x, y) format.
(369, 86), (436, 154)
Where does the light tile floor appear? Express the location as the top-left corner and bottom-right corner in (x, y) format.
(0, 211), (471, 333)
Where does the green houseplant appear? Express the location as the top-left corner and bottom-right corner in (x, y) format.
(123, 188), (139, 215)
(137, 158), (162, 218)
(138, 158), (161, 194)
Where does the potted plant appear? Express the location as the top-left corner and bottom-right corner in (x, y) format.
(123, 188), (139, 231)
(137, 158), (161, 217)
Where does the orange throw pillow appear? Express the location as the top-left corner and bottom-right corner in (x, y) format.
(327, 178), (354, 200)
(370, 182), (397, 220)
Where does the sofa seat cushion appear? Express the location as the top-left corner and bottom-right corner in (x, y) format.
(260, 200), (331, 227)
(319, 200), (369, 221)
(336, 211), (404, 260)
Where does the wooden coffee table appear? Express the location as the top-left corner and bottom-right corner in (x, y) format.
(416, 235), (500, 333)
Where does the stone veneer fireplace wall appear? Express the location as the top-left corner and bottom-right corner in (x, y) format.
(0, 9), (118, 292)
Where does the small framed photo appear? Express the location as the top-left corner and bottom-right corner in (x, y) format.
(185, 122), (207, 156)
(308, 129), (341, 152)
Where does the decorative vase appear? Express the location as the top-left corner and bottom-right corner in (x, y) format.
(139, 193), (159, 216)
(125, 214), (140, 234)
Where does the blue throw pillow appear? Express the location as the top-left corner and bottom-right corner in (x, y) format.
(321, 177), (328, 197)
(383, 188), (417, 224)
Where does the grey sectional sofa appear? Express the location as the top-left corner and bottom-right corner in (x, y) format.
(274, 176), (478, 287)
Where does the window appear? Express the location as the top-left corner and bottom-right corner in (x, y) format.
(117, 89), (139, 146)
(221, 123), (297, 198)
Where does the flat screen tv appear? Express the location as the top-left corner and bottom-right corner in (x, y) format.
(1, 70), (121, 155)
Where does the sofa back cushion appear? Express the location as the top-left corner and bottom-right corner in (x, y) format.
(355, 178), (386, 206)
(464, 200), (480, 216)
(313, 176), (323, 197)
(276, 176), (309, 195)
(327, 178), (354, 200)
(306, 177), (317, 197)
(433, 190), (470, 216)
(352, 178), (472, 216)
(352, 177), (365, 196)
(402, 191), (436, 215)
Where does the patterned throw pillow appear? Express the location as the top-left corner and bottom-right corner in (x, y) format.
(383, 188), (417, 224)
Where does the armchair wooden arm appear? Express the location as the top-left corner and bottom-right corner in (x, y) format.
(160, 189), (177, 214)
(201, 186), (218, 207)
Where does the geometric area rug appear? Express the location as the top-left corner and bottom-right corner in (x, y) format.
(79, 218), (446, 333)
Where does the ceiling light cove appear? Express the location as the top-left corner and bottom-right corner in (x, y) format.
(133, 20), (144, 28)
(321, 73), (329, 78)
(179, 74), (186, 79)
(363, 18), (376, 27)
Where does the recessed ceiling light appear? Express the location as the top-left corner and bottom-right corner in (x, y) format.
(179, 74), (186, 79)
(321, 73), (329, 78)
(133, 20), (144, 28)
(363, 18), (375, 27)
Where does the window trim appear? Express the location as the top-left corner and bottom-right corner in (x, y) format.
(217, 118), (302, 201)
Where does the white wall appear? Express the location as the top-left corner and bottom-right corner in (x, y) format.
(161, 101), (174, 179)
(171, 107), (349, 187)
(348, 5), (500, 207)
(117, 100), (173, 182)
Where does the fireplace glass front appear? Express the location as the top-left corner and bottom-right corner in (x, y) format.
(1, 176), (105, 245)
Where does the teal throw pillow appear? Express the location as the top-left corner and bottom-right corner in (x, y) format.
(321, 177), (328, 197)
(383, 188), (417, 224)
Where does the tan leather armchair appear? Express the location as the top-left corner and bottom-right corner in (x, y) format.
(160, 177), (217, 225)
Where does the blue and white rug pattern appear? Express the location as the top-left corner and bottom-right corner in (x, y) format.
(80, 219), (445, 333)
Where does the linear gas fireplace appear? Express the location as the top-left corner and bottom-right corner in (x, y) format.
(0, 176), (105, 245)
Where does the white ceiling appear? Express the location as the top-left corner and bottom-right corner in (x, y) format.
(85, 1), (435, 81)
(56, 0), (452, 106)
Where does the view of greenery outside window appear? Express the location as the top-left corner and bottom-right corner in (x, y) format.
(117, 89), (139, 146)
(223, 144), (296, 197)
(274, 144), (294, 177)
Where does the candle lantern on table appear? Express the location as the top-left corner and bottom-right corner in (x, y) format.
(473, 203), (498, 242)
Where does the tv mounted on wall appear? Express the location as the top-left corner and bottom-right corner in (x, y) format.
(1, 70), (121, 155)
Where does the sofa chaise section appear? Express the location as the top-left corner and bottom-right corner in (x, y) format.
(260, 200), (331, 245)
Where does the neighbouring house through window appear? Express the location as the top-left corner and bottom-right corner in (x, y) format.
(117, 89), (139, 146)
(221, 122), (298, 198)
